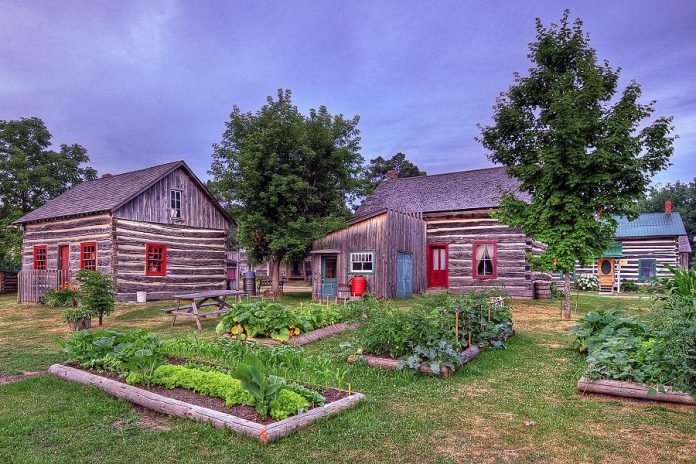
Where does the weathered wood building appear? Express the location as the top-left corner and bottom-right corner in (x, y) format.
(573, 202), (691, 291)
(311, 167), (546, 299)
(13, 161), (234, 301)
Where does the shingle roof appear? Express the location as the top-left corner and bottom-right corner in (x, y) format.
(614, 212), (687, 238)
(13, 161), (231, 225)
(678, 235), (692, 253)
(353, 166), (528, 218)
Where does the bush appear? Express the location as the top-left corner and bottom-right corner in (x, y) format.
(575, 274), (598, 291)
(61, 307), (94, 323)
(76, 269), (115, 326)
(620, 280), (640, 292)
(44, 283), (78, 307)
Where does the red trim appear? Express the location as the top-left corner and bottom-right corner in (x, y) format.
(472, 241), (497, 279)
(145, 243), (167, 276)
(427, 243), (449, 288)
(80, 242), (97, 270)
(33, 245), (47, 270)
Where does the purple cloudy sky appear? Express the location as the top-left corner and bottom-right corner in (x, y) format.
(2, 1), (694, 184)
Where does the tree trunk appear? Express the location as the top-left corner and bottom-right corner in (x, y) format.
(563, 273), (572, 320)
(270, 258), (282, 295)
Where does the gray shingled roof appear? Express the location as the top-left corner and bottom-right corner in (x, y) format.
(13, 161), (230, 225)
(678, 235), (692, 253)
(354, 166), (527, 218)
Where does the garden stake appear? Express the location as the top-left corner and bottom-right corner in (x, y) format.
(348, 383), (352, 396)
(455, 311), (460, 349)
(487, 301), (491, 322)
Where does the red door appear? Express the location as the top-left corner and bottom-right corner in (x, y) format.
(58, 246), (70, 271)
(427, 244), (448, 288)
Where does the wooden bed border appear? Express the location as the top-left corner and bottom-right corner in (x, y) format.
(248, 322), (360, 347)
(577, 377), (695, 406)
(48, 364), (365, 442)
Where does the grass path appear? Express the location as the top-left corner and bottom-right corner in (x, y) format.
(0, 293), (693, 463)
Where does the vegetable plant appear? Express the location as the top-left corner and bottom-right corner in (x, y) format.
(231, 353), (286, 418)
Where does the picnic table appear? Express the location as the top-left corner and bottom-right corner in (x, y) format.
(162, 289), (245, 330)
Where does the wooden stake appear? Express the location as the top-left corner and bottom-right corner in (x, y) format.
(348, 383), (352, 396)
(487, 302), (491, 322)
(455, 311), (460, 347)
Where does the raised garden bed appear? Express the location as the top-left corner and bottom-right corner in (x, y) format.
(348, 328), (515, 377)
(48, 364), (365, 442)
(577, 377), (696, 406)
(248, 322), (360, 347)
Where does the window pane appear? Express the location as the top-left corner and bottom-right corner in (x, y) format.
(475, 243), (495, 277)
(433, 248), (439, 270)
(440, 249), (446, 270)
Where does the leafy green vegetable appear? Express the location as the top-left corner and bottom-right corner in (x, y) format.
(230, 353), (285, 418)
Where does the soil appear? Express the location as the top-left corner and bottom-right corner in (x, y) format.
(76, 365), (350, 425)
(0, 371), (46, 385)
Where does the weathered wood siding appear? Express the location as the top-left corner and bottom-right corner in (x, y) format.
(311, 210), (426, 299)
(425, 209), (535, 298)
(113, 218), (227, 300)
(574, 236), (680, 282)
(113, 167), (229, 230)
(20, 214), (114, 280)
(0, 272), (18, 294)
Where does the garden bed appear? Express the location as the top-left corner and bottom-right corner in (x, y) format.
(247, 322), (360, 346)
(348, 328), (515, 377)
(577, 377), (696, 406)
(48, 364), (365, 442)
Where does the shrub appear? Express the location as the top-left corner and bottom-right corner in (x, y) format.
(76, 269), (115, 326)
(44, 283), (78, 307)
(575, 274), (599, 291)
(61, 307), (94, 323)
(620, 280), (640, 292)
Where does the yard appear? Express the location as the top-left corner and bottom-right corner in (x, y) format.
(0, 292), (694, 463)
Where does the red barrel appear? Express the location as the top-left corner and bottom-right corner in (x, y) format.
(351, 276), (366, 296)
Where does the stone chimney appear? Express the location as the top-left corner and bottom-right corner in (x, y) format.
(102, 173), (112, 179)
(665, 199), (672, 214)
(386, 169), (398, 180)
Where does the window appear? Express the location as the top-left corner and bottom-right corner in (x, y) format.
(146, 244), (167, 276)
(170, 190), (182, 218)
(349, 251), (375, 274)
(80, 242), (97, 270)
(33, 246), (47, 270)
(473, 241), (497, 279)
(638, 259), (656, 281)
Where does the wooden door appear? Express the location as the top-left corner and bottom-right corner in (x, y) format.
(321, 256), (337, 298)
(397, 253), (413, 298)
(598, 258), (614, 288)
(427, 244), (448, 288)
(58, 246), (69, 271)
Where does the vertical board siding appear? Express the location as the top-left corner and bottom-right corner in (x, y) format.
(113, 167), (229, 230)
(311, 210), (426, 299)
(424, 210), (535, 298)
(113, 218), (227, 300)
(20, 214), (114, 281)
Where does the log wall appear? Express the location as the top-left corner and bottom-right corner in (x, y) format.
(0, 272), (18, 294)
(424, 209), (535, 298)
(113, 167), (229, 230)
(113, 218), (227, 300)
(20, 214), (114, 280)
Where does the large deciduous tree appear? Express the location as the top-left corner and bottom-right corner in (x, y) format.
(0, 117), (97, 271)
(640, 179), (695, 265)
(478, 11), (674, 319)
(209, 89), (364, 294)
(363, 152), (426, 194)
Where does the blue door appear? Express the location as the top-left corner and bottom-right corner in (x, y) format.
(321, 255), (337, 298)
(397, 253), (413, 298)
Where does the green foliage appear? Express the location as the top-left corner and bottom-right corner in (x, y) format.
(353, 291), (514, 373)
(61, 307), (94, 323)
(0, 117), (96, 269)
(362, 152), (426, 195)
(575, 274), (599, 292)
(269, 389), (310, 420)
(151, 364), (254, 407)
(215, 301), (350, 342)
(44, 286), (77, 307)
(76, 269), (115, 326)
(60, 329), (164, 384)
(284, 382), (325, 407)
(620, 280), (640, 293)
(478, 11), (674, 318)
(209, 89), (364, 290)
(230, 353), (285, 418)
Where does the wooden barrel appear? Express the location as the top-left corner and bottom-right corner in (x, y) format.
(534, 281), (551, 299)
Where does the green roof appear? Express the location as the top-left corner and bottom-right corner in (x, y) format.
(615, 212), (686, 238)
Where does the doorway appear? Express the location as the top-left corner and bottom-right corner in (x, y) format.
(321, 255), (337, 298)
(397, 252), (413, 298)
(598, 258), (614, 289)
(427, 244), (448, 288)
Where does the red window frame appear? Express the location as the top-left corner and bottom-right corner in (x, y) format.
(472, 241), (497, 279)
(33, 245), (47, 270)
(80, 242), (97, 271)
(145, 243), (167, 276)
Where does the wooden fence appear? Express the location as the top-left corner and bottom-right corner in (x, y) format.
(0, 272), (18, 294)
(17, 270), (68, 304)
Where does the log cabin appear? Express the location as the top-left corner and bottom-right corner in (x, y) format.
(311, 167), (546, 300)
(572, 201), (691, 292)
(13, 161), (234, 301)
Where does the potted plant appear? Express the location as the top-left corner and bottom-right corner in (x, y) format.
(62, 307), (94, 331)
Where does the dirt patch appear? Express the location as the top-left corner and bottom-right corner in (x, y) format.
(0, 370), (46, 385)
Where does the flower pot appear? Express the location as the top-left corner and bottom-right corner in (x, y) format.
(136, 291), (147, 303)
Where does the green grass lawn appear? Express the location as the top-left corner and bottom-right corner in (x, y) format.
(0, 292), (693, 463)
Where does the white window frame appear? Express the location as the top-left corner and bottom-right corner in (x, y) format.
(349, 251), (375, 274)
(170, 189), (183, 219)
